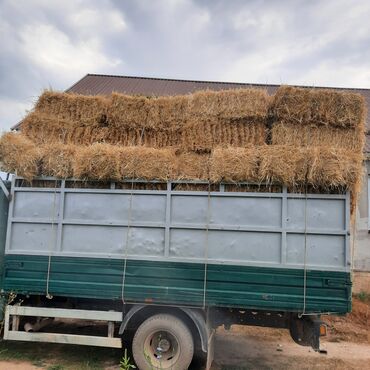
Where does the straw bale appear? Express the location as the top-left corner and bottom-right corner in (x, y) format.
(0, 132), (40, 180)
(258, 145), (308, 186)
(108, 93), (151, 130)
(175, 152), (210, 180)
(209, 147), (259, 183)
(41, 143), (76, 178)
(271, 122), (364, 151)
(183, 119), (266, 151)
(271, 86), (366, 129)
(73, 143), (121, 181)
(306, 147), (363, 189)
(188, 88), (269, 120)
(35, 91), (109, 126)
(21, 112), (77, 144)
(118, 147), (176, 180)
(147, 95), (188, 131)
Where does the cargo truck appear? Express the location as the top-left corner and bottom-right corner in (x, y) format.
(0, 176), (350, 369)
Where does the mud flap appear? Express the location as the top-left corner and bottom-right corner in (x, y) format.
(290, 316), (325, 351)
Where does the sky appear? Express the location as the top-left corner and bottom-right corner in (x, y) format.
(1, 0), (370, 130)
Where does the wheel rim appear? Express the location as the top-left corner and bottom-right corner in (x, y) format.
(143, 330), (180, 368)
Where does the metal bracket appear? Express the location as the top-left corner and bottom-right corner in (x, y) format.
(0, 178), (10, 200)
(4, 305), (122, 348)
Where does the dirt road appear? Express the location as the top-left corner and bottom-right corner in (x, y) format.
(0, 326), (369, 370)
(0, 298), (368, 369)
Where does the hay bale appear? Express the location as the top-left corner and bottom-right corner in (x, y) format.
(188, 88), (269, 120)
(108, 93), (151, 130)
(271, 86), (366, 129)
(21, 112), (77, 144)
(209, 147), (259, 183)
(73, 143), (121, 180)
(0, 132), (40, 180)
(175, 152), (210, 180)
(258, 145), (308, 185)
(147, 95), (188, 131)
(41, 143), (76, 178)
(35, 90), (109, 126)
(183, 119), (266, 151)
(271, 122), (364, 151)
(118, 147), (176, 180)
(306, 147), (363, 189)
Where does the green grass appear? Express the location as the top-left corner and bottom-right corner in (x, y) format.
(0, 341), (122, 369)
(356, 291), (370, 303)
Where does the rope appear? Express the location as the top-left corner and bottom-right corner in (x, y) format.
(299, 186), (308, 318)
(202, 183), (211, 309)
(46, 181), (58, 299)
(121, 180), (134, 303)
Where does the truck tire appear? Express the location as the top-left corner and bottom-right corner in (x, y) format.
(132, 313), (194, 370)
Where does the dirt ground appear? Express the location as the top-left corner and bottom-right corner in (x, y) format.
(0, 298), (369, 370)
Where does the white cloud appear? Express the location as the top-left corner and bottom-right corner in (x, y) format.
(0, 99), (33, 131)
(19, 23), (122, 83)
(68, 7), (127, 37)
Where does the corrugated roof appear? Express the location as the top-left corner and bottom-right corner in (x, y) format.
(17, 74), (370, 151)
(66, 74), (280, 96)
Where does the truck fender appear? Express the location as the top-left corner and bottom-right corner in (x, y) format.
(119, 305), (209, 353)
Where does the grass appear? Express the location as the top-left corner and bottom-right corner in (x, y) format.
(355, 291), (370, 304)
(0, 341), (122, 369)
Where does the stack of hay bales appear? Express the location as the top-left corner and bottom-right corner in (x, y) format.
(20, 89), (269, 150)
(0, 85), (366, 208)
(269, 86), (365, 202)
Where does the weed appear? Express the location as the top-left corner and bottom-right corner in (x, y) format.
(120, 348), (136, 370)
(47, 365), (65, 370)
(357, 291), (370, 303)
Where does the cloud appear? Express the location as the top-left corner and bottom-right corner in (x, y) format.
(19, 23), (121, 82)
(0, 0), (370, 130)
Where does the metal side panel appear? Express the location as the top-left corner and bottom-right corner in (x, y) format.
(3, 255), (352, 314)
(5, 179), (351, 272)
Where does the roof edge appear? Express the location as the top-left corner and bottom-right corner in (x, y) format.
(83, 73), (370, 91)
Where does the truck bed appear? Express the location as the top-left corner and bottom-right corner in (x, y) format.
(1, 178), (352, 313)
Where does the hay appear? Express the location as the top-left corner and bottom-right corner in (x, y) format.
(0, 132), (40, 180)
(108, 93), (151, 130)
(209, 147), (259, 183)
(73, 143), (121, 181)
(0, 132), (364, 200)
(21, 112), (76, 144)
(182, 119), (266, 151)
(258, 145), (308, 185)
(3, 85), (365, 211)
(306, 147), (363, 189)
(35, 91), (109, 126)
(271, 122), (364, 151)
(147, 95), (189, 131)
(40, 143), (76, 178)
(118, 147), (176, 180)
(175, 152), (210, 180)
(271, 86), (366, 129)
(188, 88), (269, 120)
(19, 88), (269, 149)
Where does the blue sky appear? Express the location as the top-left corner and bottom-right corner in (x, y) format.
(1, 0), (370, 130)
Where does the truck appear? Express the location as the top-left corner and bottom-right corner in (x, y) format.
(0, 175), (350, 369)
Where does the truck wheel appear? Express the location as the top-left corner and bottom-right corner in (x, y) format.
(132, 313), (194, 370)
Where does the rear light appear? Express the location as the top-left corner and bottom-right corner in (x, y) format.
(319, 323), (327, 336)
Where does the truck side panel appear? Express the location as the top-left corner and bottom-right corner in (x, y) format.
(3, 255), (351, 313)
